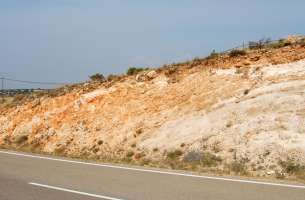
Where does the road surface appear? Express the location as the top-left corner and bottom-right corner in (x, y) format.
(0, 150), (305, 200)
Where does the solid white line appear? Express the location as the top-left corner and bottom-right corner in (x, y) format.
(29, 182), (125, 200)
(1, 150), (305, 189)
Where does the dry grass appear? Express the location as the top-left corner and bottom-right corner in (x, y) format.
(229, 160), (248, 175)
(229, 49), (247, 57)
(167, 149), (183, 160)
(183, 151), (222, 167)
(279, 160), (305, 180)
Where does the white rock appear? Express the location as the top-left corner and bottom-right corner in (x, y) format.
(266, 170), (275, 175)
(146, 70), (157, 79)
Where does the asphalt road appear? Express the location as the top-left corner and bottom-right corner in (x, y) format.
(0, 150), (305, 200)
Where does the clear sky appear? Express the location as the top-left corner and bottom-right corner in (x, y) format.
(1, 0), (305, 88)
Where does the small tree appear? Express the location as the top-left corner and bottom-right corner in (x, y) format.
(207, 50), (219, 59)
(89, 73), (105, 82)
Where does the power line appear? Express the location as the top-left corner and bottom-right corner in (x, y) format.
(0, 76), (71, 86)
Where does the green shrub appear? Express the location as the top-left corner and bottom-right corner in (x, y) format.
(126, 67), (148, 75)
(54, 145), (66, 155)
(191, 57), (202, 65)
(89, 73), (105, 82)
(279, 160), (305, 174)
(107, 74), (120, 82)
(268, 39), (292, 49)
(15, 135), (28, 144)
(126, 151), (134, 158)
(279, 160), (305, 180)
(172, 60), (191, 67)
(201, 152), (222, 167)
(229, 49), (247, 57)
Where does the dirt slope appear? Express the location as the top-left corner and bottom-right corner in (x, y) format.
(1, 36), (305, 180)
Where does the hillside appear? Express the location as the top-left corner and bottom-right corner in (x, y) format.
(1, 36), (305, 181)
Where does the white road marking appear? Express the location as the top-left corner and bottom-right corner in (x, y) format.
(1, 150), (305, 189)
(29, 182), (125, 200)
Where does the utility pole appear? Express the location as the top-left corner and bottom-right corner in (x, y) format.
(1, 77), (3, 91)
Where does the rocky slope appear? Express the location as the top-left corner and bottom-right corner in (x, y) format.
(1, 36), (305, 180)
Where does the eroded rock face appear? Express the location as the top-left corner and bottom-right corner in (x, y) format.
(1, 43), (305, 177)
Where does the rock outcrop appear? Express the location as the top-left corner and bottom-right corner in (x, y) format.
(1, 37), (305, 180)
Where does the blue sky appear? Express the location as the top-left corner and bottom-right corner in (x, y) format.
(1, 0), (305, 88)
